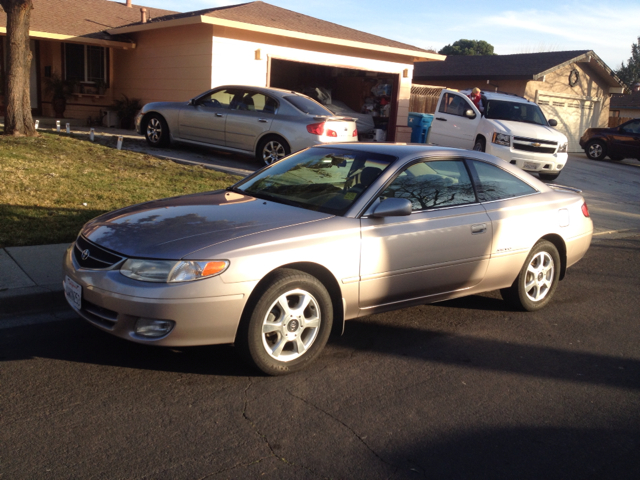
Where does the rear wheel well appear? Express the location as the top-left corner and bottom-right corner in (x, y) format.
(540, 234), (567, 280)
(239, 263), (345, 340)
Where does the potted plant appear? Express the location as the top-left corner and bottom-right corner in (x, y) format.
(44, 74), (75, 118)
(111, 94), (142, 130)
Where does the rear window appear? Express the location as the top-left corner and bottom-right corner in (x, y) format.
(283, 95), (333, 116)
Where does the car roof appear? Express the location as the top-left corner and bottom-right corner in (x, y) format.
(458, 89), (534, 104)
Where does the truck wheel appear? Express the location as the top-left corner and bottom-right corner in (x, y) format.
(473, 138), (486, 152)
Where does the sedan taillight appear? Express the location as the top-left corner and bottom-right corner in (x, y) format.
(352, 128), (358, 137)
(325, 129), (338, 137)
(581, 202), (590, 217)
(307, 122), (325, 135)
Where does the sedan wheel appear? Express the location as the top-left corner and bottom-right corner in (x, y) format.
(501, 240), (561, 311)
(145, 114), (169, 147)
(585, 140), (606, 160)
(257, 136), (290, 165)
(238, 269), (333, 375)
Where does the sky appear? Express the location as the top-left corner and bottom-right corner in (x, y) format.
(128, 0), (639, 70)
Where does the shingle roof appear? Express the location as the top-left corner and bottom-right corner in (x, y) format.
(0, 0), (176, 41)
(117, 1), (430, 53)
(611, 91), (640, 109)
(414, 51), (593, 80)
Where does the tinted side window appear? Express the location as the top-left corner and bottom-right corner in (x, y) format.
(620, 120), (640, 134)
(439, 93), (471, 117)
(382, 160), (476, 211)
(198, 88), (238, 108)
(283, 95), (333, 115)
(470, 160), (537, 201)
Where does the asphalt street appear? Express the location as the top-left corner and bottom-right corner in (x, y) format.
(1, 151), (639, 479)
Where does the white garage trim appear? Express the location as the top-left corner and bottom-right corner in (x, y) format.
(536, 90), (602, 152)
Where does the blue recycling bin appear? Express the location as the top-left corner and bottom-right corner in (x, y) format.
(408, 113), (434, 143)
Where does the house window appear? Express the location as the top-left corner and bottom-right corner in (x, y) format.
(64, 43), (108, 84)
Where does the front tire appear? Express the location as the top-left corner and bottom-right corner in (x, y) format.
(237, 269), (333, 375)
(501, 240), (561, 312)
(473, 138), (486, 152)
(585, 140), (606, 160)
(256, 136), (290, 165)
(144, 113), (170, 147)
(538, 172), (560, 181)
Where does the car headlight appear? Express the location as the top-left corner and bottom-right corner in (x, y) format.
(120, 259), (229, 283)
(558, 142), (568, 153)
(492, 132), (510, 147)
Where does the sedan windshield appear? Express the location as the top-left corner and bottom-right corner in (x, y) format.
(235, 148), (395, 215)
(485, 100), (548, 126)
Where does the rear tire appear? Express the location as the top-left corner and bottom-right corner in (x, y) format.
(585, 140), (606, 160)
(256, 136), (290, 166)
(144, 113), (170, 147)
(237, 269), (333, 375)
(501, 240), (561, 312)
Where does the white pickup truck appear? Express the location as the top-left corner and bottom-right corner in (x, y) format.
(427, 89), (568, 181)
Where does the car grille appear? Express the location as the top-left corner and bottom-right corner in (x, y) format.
(74, 236), (124, 270)
(81, 299), (118, 330)
(513, 136), (557, 154)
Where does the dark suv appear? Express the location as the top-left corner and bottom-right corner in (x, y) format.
(580, 119), (640, 161)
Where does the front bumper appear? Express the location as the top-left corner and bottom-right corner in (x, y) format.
(62, 245), (251, 347)
(485, 143), (567, 173)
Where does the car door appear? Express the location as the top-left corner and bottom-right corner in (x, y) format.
(177, 88), (237, 145)
(224, 91), (275, 152)
(611, 119), (640, 159)
(359, 159), (492, 309)
(428, 91), (481, 149)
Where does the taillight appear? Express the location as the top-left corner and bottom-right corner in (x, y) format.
(325, 129), (338, 137)
(352, 128), (358, 137)
(581, 202), (590, 217)
(307, 122), (325, 135)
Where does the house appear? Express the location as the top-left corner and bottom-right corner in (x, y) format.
(413, 51), (627, 152)
(610, 83), (640, 122)
(0, 0), (443, 142)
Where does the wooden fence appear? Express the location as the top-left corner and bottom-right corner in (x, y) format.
(608, 117), (635, 127)
(409, 85), (444, 114)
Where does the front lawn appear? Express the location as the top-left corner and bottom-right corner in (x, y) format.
(0, 132), (240, 248)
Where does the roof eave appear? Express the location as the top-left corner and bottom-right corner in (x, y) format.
(0, 27), (135, 49)
(532, 51), (626, 90)
(107, 15), (443, 62)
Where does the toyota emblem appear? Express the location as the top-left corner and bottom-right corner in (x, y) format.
(81, 249), (90, 261)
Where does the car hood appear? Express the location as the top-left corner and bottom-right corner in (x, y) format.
(80, 190), (331, 259)
(489, 119), (568, 141)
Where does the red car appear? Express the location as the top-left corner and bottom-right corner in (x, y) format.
(580, 119), (640, 161)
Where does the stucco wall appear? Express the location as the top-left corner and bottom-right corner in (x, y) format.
(112, 24), (214, 104)
(525, 63), (610, 128)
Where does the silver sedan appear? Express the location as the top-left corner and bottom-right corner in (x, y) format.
(63, 144), (593, 375)
(135, 85), (358, 165)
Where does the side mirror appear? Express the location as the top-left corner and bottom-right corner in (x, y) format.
(187, 98), (196, 106)
(369, 198), (412, 218)
(548, 119), (558, 127)
(464, 109), (477, 119)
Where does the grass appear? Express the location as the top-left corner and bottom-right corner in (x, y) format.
(0, 132), (241, 248)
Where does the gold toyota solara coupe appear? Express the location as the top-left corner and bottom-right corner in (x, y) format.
(63, 143), (593, 375)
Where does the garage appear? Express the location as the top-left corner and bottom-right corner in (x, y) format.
(269, 58), (399, 141)
(537, 93), (599, 152)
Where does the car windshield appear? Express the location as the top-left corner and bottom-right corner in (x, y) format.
(235, 148), (395, 215)
(283, 95), (333, 116)
(485, 100), (548, 126)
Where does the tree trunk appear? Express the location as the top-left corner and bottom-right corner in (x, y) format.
(1, 0), (36, 137)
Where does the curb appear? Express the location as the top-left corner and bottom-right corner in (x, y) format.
(0, 284), (69, 317)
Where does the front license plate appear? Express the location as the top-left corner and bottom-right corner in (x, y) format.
(523, 161), (538, 170)
(64, 275), (82, 310)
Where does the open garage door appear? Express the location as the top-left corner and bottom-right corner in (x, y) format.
(269, 58), (399, 141)
(538, 94), (599, 152)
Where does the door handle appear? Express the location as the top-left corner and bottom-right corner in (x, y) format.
(258, 119), (268, 123)
(215, 113), (223, 117)
(435, 117), (447, 121)
(471, 223), (487, 234)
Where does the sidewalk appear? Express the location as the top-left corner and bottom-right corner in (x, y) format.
(0, 243), (71, 315)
